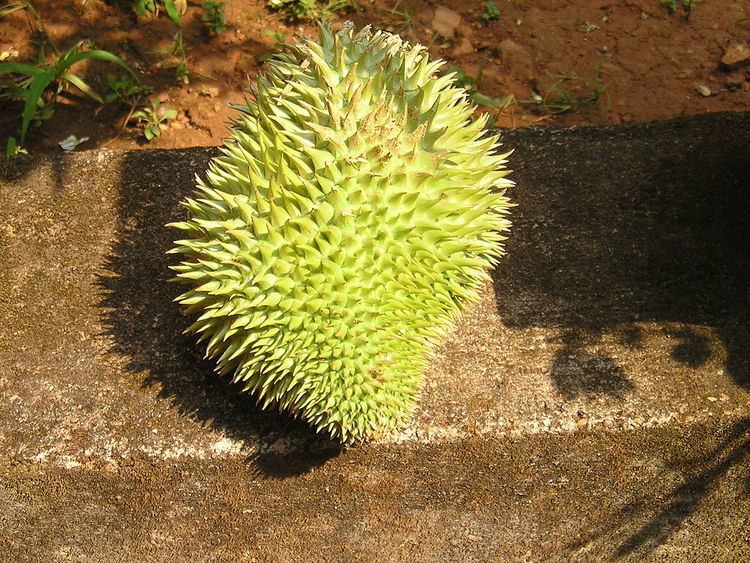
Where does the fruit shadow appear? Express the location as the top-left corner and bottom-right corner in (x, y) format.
(98, 147), (341, 478)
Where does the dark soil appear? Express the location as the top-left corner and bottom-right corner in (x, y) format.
(1, 0), (749, 151)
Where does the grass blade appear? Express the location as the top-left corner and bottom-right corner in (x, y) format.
(20, 70), (54, 142)
(6, 136), (17, 158)
(61, 72), (103, 103)
(55, 50), (138, 80)
(163, 0), (182, 27)
(471, 92), (514, 109)
(0, 61), (47, 77)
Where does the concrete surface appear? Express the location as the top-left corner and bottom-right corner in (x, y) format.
(0, 112), (748, 560)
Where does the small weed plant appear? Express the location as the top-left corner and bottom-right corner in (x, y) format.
(202, 0), (228, 35)
(268, 0), (314, 20)
(0, 41), (137, 156)
(268, 0), (357, 21)
(130, 99), (177, 141)
(440, 65), (609, 128)
(481, 2), (500, 23)
(134, 0), (190, 83)
(154, 0), (189, 84)
(163, 0), (189, 84)
(520, 72), (609, 114)
(134, 0), (186, 18)
(661, 0), (699, 18)
(661, 0), (677, 11)
(444, 65), (513, 111)
(580, 21), (599, 33)
(169, 33), (190, 84)
(384, 0), (414, 33)
(104, 73), (153, 106)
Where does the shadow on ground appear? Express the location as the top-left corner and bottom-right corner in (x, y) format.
(97, 148), (341, 477)
(614, 418), (750, 558)
(496, 112), (750, 394)
(568, 417), (750, 559)
(95, 112), (750, 481)
(494, 112), (750, 557)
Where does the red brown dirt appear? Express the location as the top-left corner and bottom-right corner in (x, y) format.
(1, 0), (749, 152)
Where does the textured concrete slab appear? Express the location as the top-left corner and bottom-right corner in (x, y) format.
(2, 422), (748, 561)
(0, 112), (749, 560)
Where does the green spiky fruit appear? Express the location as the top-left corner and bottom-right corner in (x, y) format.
(168, 24), (512, 443)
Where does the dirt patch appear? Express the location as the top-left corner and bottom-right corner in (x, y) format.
(1, 1), (749, 152)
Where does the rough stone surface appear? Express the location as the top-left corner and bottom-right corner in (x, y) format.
(2, 424), (749, 561)
(451, 37), (474, 57)
(721, 42), (750, 69)
(1, 112), (749, 560)
(431, 6), (462, 39)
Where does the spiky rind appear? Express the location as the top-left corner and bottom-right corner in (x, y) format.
(168, 24), (512, 443)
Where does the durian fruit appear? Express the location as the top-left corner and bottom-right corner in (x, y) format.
(168, 24), (512, 443)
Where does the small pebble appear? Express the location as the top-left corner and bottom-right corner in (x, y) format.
(694, 84), (712, 97)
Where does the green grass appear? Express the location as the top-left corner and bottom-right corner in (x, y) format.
(202, 0), (228, 35)
(130, 99), (177, 141)
(481, 1), (500, 23)
(518, 72), (610, 114)
(0, 41), (137, 155)
(661, 0), (699, 18)
(267, 0), (358, 21)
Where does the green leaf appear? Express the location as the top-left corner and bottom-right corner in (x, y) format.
(61, 72), (103, 103)
(0, 61), (47, 77)
(163, 0), (182, 27)
(36, 103), (54, 122)
(471, 92), (513, 109)
(6, 136), (16, 158)
(55, 50), (137, 81)
(20, 69), (55, 142)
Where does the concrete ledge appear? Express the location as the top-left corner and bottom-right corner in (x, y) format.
(2, 422), (748, 560)
(1, 112), (749, 559)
